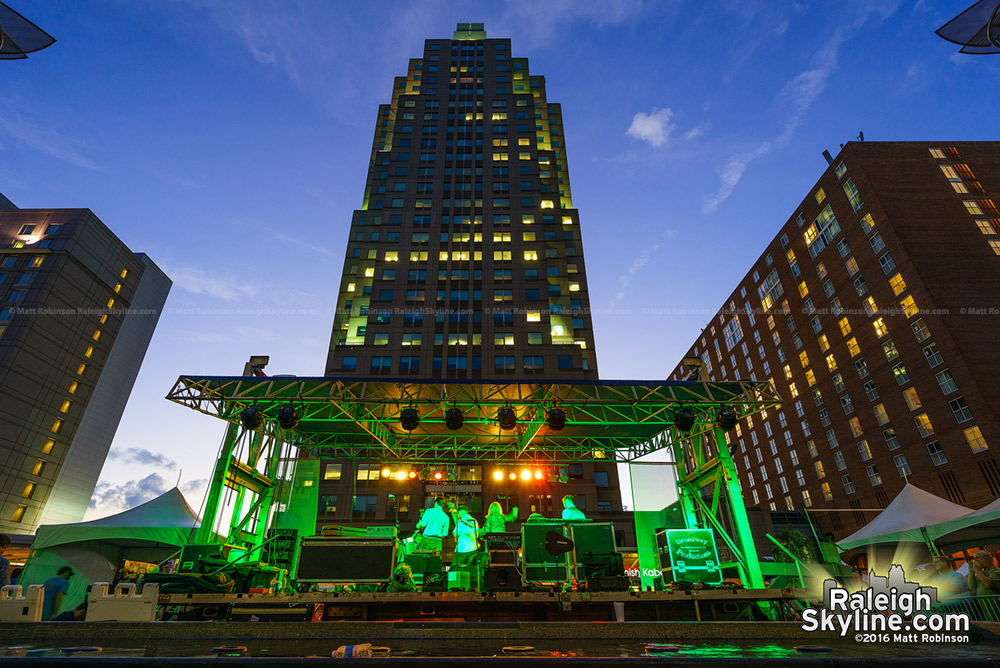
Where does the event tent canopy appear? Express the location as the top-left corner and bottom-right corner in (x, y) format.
(837, 484), (974, 553)
(926, 496), (1000, 552)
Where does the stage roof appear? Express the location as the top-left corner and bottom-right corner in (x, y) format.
(167, 376), (781, 463)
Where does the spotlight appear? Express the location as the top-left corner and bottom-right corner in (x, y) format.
(534, 469), (544, 480)
(558, 467), (569, 484)
(277, 405), (299, 429)
(240, 406), (262, 430)
(718, 408), (739, 432)
(493, 469), (504, 481)
(509, 472), (518, 481)
(400, 407), (420, 431)
(433, 471), (444, 481)
(497, 406), (517, 430)
(546, 408), (566, 431)
(396, 471), (407, 481)
(445, 407), (464, 430)
(382, 467), (392, 478)
(673, 407), (697, 432)
(408, 470), (417, 480)
(520, 469), (532, 481)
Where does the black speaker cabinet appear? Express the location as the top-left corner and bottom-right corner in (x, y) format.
(404, 552), (443, 575)
(521, 522), (569, 584)
(422, 571), (447, 592)
(484, 567), (522, 591)
(296, 536), (397, 583)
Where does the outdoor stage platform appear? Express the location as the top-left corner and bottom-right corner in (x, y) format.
(157, 588), (809, 623)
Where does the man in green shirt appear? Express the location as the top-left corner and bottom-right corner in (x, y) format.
(967, 550), (1000, 597)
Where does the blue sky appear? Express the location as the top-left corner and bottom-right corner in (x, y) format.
(2, 1), (996, 519)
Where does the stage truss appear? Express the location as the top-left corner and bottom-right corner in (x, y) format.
(168, 375), (780, 588)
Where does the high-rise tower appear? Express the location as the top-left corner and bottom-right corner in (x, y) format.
(318, 25), (627, 539)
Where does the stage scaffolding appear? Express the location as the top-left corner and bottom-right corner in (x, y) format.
(166, 375), (781, 589)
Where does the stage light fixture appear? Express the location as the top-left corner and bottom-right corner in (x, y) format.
(240, 406), (262, 430)
(277, 405), (299, 430)
(673, 407), (697, 432)
(493, 469), (504, 481)
(400, 407), (420, 431)
(433, 471), (444, 481)
(382, 468), (392, 478)
(520, 468), (532, 481)
(546, 408), (566, 431)
(445, 407), (464, 430)
(718, 408), (739, 432)
(509, 472), (518, 481)
(408, 470), (417, 480)
(498, 406), (517, 430)
(534, 469), (544, 480)
(396, 471), (407, 481)
(558, 467), (569, 484)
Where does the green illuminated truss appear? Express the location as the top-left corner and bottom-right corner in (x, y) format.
(170, 375), (778, 589)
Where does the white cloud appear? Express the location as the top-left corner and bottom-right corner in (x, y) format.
(626, 107), (675, 147)
(702, 142), (771, 214)
(0, 97), (101, 171)
(109, 448), (177, 468)
(163, 264), (260, 301)
(86, 473), (208, 521)
(682, 122), (711, 142)
(609, 229), (678, 307)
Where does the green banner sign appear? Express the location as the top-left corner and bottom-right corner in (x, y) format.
(665, 529), (722, 585)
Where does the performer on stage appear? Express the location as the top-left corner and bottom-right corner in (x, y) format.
(415, 497), (451, 552)
(561, 494), (586, 520)
(482, 501), (519, 534)
(452, 505), (481, 570)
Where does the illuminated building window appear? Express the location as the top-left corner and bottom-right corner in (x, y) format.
(384, 251), (399, 261)
(32, 459), (46, 476)
(964, 426), (988, 453)
(802, 490), (812, 507)
(818, 334), (830, 352)
(838, 317), (851, 336)
(42, 439), (54, 454)
(99, 314), (108, 324)
(815, 460), (826, 478)
(60, 399), (71, 413)
(914, 413), (934, 437)
(783, 364), (792, 380)
(845, 257), (859, 275)
(825, 354), (837, 371)
(864, 296), (878, 315)
(114, 282), (122, 293)
(494, 250), (512, 261)
(11, 505), (26, 523)
(814, 188), (826, 204)
(22, 482), (35, 499)
(51, 419), (62, 433)
(789, 382), (798, 398)
(540, 200), (554, 209)
(821, 482), (833, 501)
(858, 440), (872, 461)
(798, 281), (809, 297)
(347, 283), (356, 292)
(526, 310), (541, 322)
(873, 318), (888, 337)
(849, 417), (863, 437)
(974, 219), (995, 235)
(963, 201), (983, 215)
(522, 215), (534, 224)
(324, 464), (342, 480)
(85, 346), (93, 358)
(523, 250), (538, 261)
(799, 351), (809, 368)
(888, 273), (907, 295)
(77, 363), (87, 375)
(873, 404), (889, 425)
(846, 337), (860, 357)
(900, 296), (918, 318)
(989, 240), (1000, 255)
(903, 387), (922, 411)
(120, 268), (129, 279)
(929, 148), (945, 159)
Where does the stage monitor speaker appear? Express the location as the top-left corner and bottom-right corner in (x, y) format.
(296, 537), (397, 583)
(484, 567), (522, 592)
(586, 575), (631, 592)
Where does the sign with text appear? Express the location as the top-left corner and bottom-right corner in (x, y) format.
(665, 529), (722, 585)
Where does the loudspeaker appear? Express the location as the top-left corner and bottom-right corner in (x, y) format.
(484, 567), (522, 591)
(296, 537), (397, 583)
(569, 522), (617, 562)
(586, 575), (631, 592)
(423, 571), (447, 592)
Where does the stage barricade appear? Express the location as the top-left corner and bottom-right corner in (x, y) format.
(86, 582), (160, 622)
(0, 584), (44, 622)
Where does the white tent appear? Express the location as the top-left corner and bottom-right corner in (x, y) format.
(837, 484), (974, 554)
(20, 488), (201, 615)
(926, 495), (1000, 552)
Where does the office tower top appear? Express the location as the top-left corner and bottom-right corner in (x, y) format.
(669, 141), (1000, 537)
(325, 24), (598, 381)
(0, 206), (171, 534)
